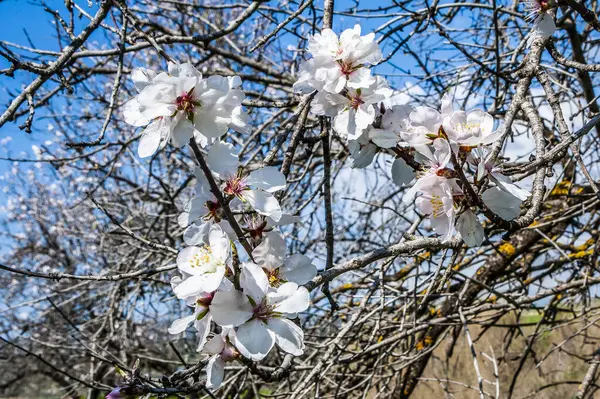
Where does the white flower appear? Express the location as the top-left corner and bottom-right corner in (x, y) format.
(523, 0), (556, 45)
(456, 209), (485, 247)
(406, 93), (454, 149)
(482, 187), (523, 221)
(202, 329), (239, 390)
(206, 141), (287, 221)
(209, 262), (310, 361)
(410, 175), (461, 241)
(123, 62), (248, 158)
(404, 138), (452, 196)
(312, 77), (392, 140)
(473, 148), (531, 201)
(252, 232), (317, 286)
(173, 224), (231, 299)
(294, 25), (382, 94)
(167, 289), (218, 352)
(348, 129), (378, 169)
(368, 104), (414, 149)
(444, 109), (501, 146)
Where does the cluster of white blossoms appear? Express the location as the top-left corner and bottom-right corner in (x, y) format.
(169, 222), (316, 388)
(294, 25), (393, 141)
(123, 62), (249, 157)
(371, 97), (531, 247)
(295, 26), (531, 247)
(122, 62), (317, 390)
(118, 24), (534, 393)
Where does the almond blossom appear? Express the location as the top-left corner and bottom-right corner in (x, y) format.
(412, 176), (461, 241)
(312, 77), (392, 140)
(123, 62), (248, 158)
(523, 0), (556, 45)
(206, 141), (287, 221)
(209, 261), (309, 361)
(445, 109), (502, 146)
(252, 231), (317, 286)
(172, 224), (231, 299)
(202, 329), (239, 389)
(293, 24), (383, 94)
(472, 147), (531, 201)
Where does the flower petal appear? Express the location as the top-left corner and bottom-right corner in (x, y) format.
(233, 319), (275, 361)
(240, 262), (269, 304)
(391, 157), (415, 187)
(252, 232), (287, 269)
(482, 187), (522, 221)
(281, 254), (317, 285)
(269, 283), (310, 314)
(267, 318), (304, 356)
(246, 167), (286, 193)
(207, 141), (239, 179)
(243, 189), (282, 222)
(167, 314), (195, 335)
(456, 210), (485, 247)
(210, 290), (253, 327)
(205, 356), (225, 389)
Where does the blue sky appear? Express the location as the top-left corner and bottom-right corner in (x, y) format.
(0, 1), (70, 166)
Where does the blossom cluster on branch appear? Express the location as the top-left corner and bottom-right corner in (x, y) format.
(120, 23), (533, 392)
(123, 63), (316, 389)
(294, 25), (531, 247)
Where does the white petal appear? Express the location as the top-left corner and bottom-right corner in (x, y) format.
(173, 268), (225, 299)
(131, 68), (157, 92)
(230, 106), (250, 133)
(137, 119), (166, 158)
(207, 141), (239, 179)
(194, 109), (230, 138)
(202, 332), (226, 355)
(167, 314), (195, 335)
(456, 210), (485, 247)
(246, 167), (286, 193)
(171, 117), (195, 147)
(369, 128), (399, 148)
(123, 98), (150, 127)
(195, 313), (213, 352)
(267, 318), (304, 356)
(183, 220), (211, 246)
(252, 232), (287, 269)
(240, 262), (269, 304)
(410, 106), (441, 133)
(391, 157), (415, 187)
(209, 225), (231, 264)
(233, 319), (275, 361)
(482, 187), (522, 221)
(440, 93), (454, 117)
(269, 283), (310, 314)
(491, 172), (531, 201)
(205, 356), (225, 389)
(210, 290), (253, 327)
(281, 254), (317, 285)
(243, 189), (282, 222)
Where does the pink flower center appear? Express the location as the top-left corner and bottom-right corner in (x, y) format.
(349, 94), (364, 110)
(252, 301), (274, 321)
(224, 177), (248, 197)
(196, 292), (215, 307)
(339, 61), (355, 78)
(176, 92), (196, 113)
